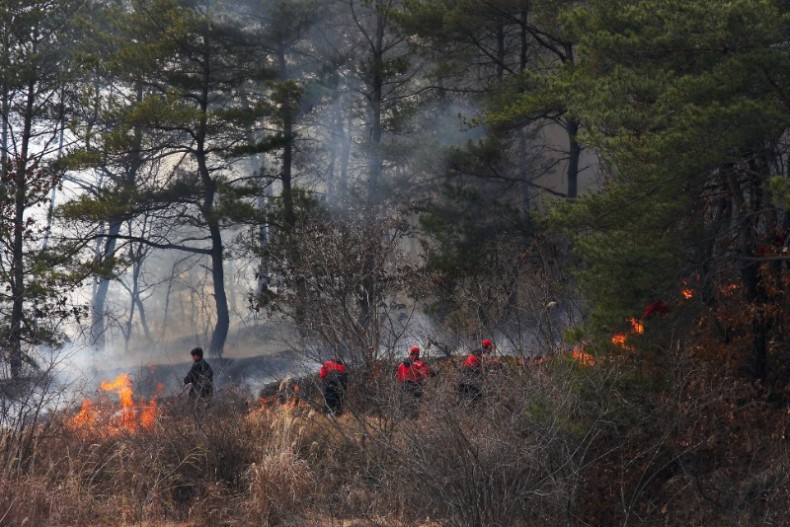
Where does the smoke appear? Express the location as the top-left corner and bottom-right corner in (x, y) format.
(31, 0), (575, 398)
(46, 316), (307, 401)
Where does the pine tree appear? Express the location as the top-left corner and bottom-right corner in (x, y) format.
(62, 0), (278, 358)
(0, 0), (91, 381)
(555, 0), (790, 380)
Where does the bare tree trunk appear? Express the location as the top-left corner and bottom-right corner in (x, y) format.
(90, 221), (120, 349)
(366, 11), (385, 202)
(328, 91), (351, 201)
(195, 143), (230, 359)
(9, 80), (36, 378)
(0, 24), (8, 177)
(566, 117), (581, 199)
(729, 169), (769, 381)
(279, 54), (295, 231)
(91, 83), (145, 351)
(42, 97), (66, 250)
(207, 220), (230, 358)
(341, 103), (352, 199)
(121, 245), (154, 350)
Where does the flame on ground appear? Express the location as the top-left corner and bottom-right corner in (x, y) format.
(575, 282), (704, 364)
(720, 283), (738, 297)
(571, 346), (596, 366)
(610, 332), (630, 349)
(610, 316), (645, 351)
(70, 398), (97, 429)
(68, 373), (160, 436)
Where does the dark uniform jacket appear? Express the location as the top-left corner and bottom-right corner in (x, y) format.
(184, 359), (214, 398)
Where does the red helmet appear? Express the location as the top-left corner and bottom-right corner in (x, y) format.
(482, 339), (492, 349)
(409, 346), (420, 356)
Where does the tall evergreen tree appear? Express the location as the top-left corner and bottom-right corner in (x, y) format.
(555, 0), (790, 380)
(56, 0), (157, 352)
(63, 0), (277, 358)
(396, 0), (583, 342)
(0, 0), (90, 380)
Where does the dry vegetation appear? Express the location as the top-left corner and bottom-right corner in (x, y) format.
(1, 345), (789, 527)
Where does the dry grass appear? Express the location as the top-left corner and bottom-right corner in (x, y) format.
(2, 354), (790, 527)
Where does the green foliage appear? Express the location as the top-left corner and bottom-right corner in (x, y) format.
(550, 0), (790, 347)
(59, 187), (142, 223)
(549, 182), (688, 336)
(0, 0), (97, 376)
(54, 0), (293, 358)
(767, 175), (790, 209)
(419, 183), (506, 275)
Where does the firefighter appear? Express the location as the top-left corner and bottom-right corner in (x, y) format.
(458, 339), (499, 402)
(396, 346), (432, 401)
(183, 347), (214, 405)
(319, 358), (348, 416)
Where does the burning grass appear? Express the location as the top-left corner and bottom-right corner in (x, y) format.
(2, 350), (790, 527)
(68, 373), (160, 436)
(1, 366), (540, 526)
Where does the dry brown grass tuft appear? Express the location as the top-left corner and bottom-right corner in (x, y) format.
(245, 450), (314, 524)
(5, 348), (789, 527)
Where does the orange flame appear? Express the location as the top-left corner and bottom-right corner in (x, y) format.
(100, 373), (135, 430)
(139, 399), (159, 429)
(610, 316), (645, 351)
(609, 282), (696, 354)
(611, 333), (629, 348)
(71, 398), (97, 429)
(571, 346), (595, 366)
(720, 283), (738, 297)
(69, 373), (159, 435)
